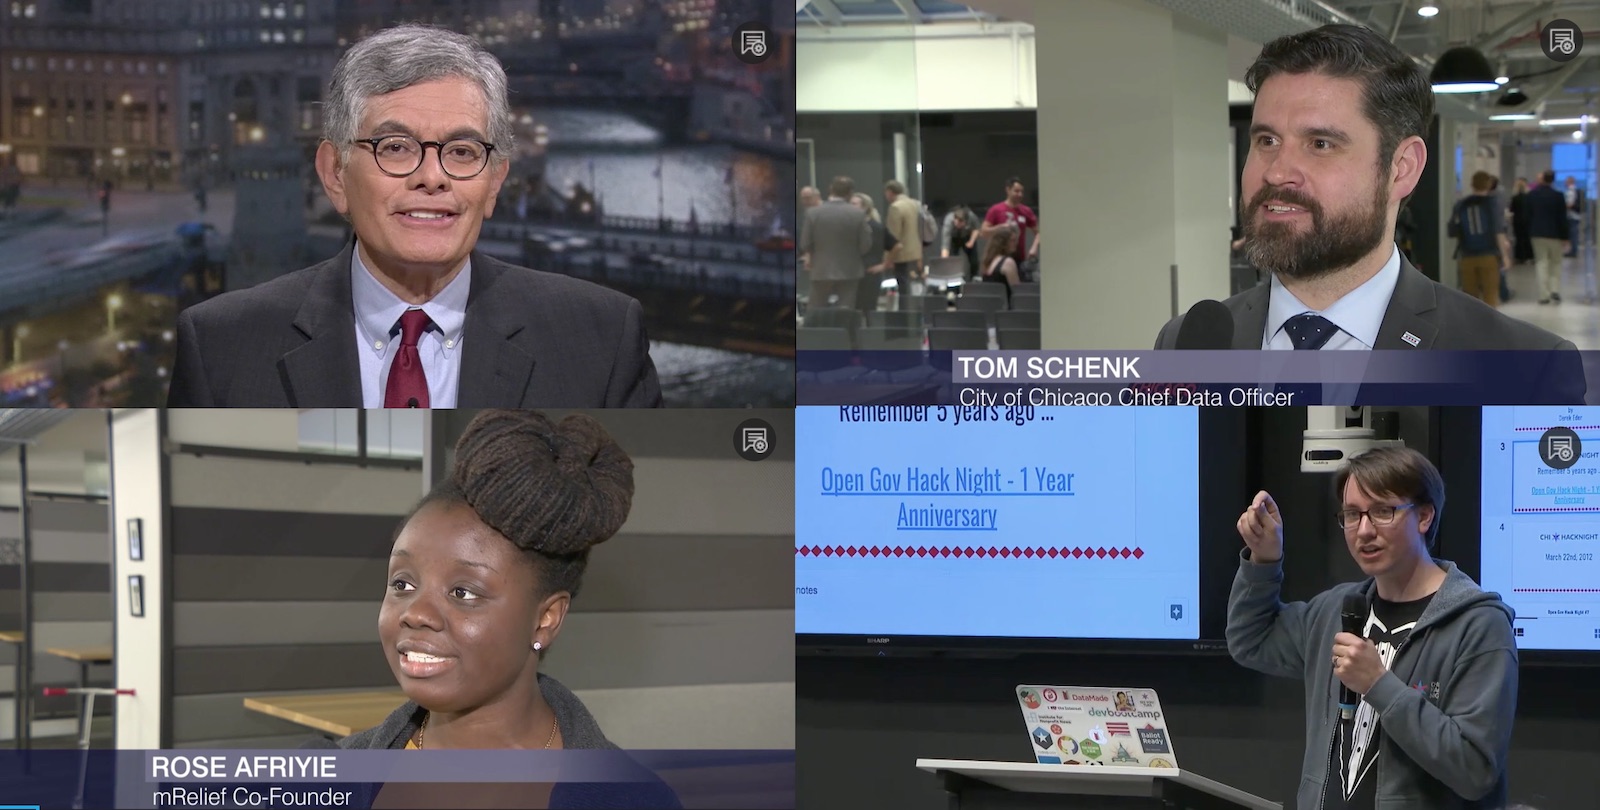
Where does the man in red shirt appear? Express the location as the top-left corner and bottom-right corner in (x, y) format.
(980, 177), (1041, 266)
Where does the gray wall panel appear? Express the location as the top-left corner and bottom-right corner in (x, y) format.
(518, 409), (797, 461)
(0, 590), (113, 623)
(27, 530), (110, 565)
(0, 658), (91, 691)
(581, 534), (793, 612)
(170, 455), (422, 515)
(24, 500), (107, 534)
(173, 556), (388, 602)
(542, 610), (795, 690)
(0, 562), (109, 592)
(171, 508), (400, 558)
(174, 602), (379, 648)
(172, 644), (392, 696)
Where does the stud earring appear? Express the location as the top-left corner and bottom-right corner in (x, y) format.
(532, 641), (543, 652)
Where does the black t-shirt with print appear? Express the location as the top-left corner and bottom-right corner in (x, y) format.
(1321, 592), (1434, 810)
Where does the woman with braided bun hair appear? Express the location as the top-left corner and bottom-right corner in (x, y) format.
(329, 410), (681, 808)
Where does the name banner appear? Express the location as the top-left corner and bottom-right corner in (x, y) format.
(0, 749), (794, 810)
(795, 350), (1591, 406)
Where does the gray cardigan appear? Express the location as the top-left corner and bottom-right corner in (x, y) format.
(339, 673), (616, 750)
(303, 674), (682, 809)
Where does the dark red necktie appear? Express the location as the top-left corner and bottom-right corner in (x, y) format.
(383, 309), (431, 408)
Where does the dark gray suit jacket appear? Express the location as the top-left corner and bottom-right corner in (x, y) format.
(800, 199), (871, 282)
(1155, 255), (1576, 351)
(167, 240), (661, 407)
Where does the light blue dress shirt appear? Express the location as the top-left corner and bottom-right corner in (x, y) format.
(352, 243), (469, 408)
(1262, 244), (1402, 350)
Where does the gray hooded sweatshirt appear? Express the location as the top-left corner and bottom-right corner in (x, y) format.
(1228, 553), (1517, 809)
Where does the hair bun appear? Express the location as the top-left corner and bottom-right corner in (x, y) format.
(450, 410), (634, 556)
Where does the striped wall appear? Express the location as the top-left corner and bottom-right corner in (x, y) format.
(0, 500), (114, 741)
(167, 409), (795, 750)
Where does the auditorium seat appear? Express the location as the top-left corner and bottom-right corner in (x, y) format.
(857, 326), (925, 351)
(868, 310), (921, 330)
(996, 310), (1041, 332)
(931, 311), (987, 331)
(928, 327), (989, 350)
(798, 326), (853, 350)
(1010, 293), (1041, 311)
(997, 328), (1041, 350)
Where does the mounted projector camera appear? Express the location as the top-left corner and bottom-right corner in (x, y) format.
(1302, 406), (1405, 473)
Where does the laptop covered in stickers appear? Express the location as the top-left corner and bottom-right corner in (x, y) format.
(1015, 685), (1180, 769)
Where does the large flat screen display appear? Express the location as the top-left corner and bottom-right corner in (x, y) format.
(795, 406), (1209, 645)
(1480, 406), (1600, 652)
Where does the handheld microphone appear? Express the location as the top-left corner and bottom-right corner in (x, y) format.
(407, 398), (419, 408)
(1174, 299), (1234, 349)
(1339, 593), (1368, 721)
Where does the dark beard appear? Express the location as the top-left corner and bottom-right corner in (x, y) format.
(1243, 180), (1389, 282)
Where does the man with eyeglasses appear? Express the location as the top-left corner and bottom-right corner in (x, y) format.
(167, 24), (660, 407)
(1229, 446), (1516, 809)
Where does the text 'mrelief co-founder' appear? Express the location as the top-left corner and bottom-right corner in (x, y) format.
(167, 25), (661, 408)
(1156, 24), (1579, 380)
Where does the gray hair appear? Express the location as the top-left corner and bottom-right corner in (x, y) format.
(851, 192), (880, 222)
(324, 24), (513, 167)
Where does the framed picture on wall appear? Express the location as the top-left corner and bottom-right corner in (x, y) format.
(128, 575), (144, 618)
(127, 518), (143, 561)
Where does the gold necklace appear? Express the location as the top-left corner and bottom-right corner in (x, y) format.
(415, 712), (559, 749)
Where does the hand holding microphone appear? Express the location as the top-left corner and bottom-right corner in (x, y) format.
(1236, 491), (1284, 563)
(1333, 594), (1382, 716)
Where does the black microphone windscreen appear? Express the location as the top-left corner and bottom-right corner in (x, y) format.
(1341, 593), (1368, 634)
(1174, 299), (1234, 349)
(407, 398), (419, 408)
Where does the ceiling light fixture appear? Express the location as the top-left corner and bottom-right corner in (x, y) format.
(1430, 46), (1501, 93)
(1418, 4), (1440, 17)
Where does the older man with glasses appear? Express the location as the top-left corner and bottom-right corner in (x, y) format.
(1227, 446), (1517, 810)
(168, 24), (661, 408)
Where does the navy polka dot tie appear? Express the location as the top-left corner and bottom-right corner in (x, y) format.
(1282, 313), (1339, 350)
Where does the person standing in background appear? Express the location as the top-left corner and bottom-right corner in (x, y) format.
(850, 192), (896, 317)
(1526, 170), (1571, 305)
(980, 177), (1040, 269)
(801, 176), (872, 311)
(944, 206), (980, 281)
(1447, 171), (1509, 307)
(1565, 175), (1583, 257)
(882, 180), (924, 311)
(798, 185), (821, 266)
(1509, 177), (1533, 265)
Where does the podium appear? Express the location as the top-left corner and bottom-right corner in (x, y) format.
(917, 759), (1281, 810)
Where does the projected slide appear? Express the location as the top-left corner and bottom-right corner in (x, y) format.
(795, 406), (1200, 640)
(1481, 407), (1600, 651)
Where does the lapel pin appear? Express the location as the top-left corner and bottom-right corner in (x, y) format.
(1401, 332), (1421, 347)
